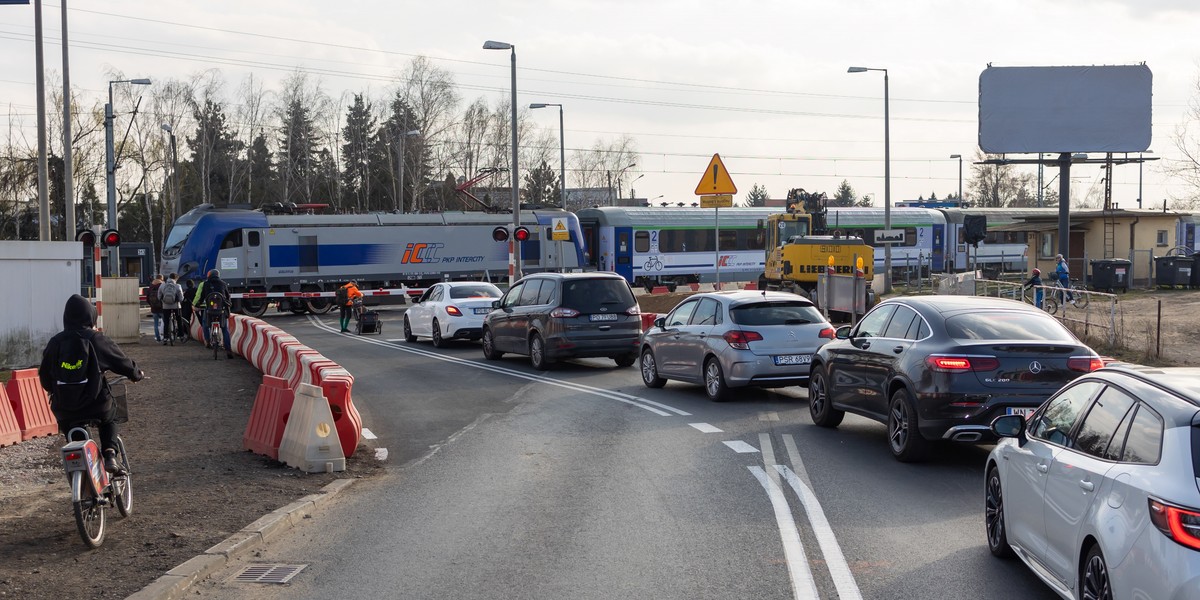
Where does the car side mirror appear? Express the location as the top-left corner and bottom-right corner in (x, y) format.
(654, 317), (665, 329)
(991, 415), (1027, 442)
(835, 326), (852, 340)
(491, 300), (501, 309)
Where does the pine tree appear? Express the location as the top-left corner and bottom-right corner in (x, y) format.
(522, 161), (561, 206)
(340, 94), (376, 213)
(832, 180), (856, 207)
(743, 183), (770, 207)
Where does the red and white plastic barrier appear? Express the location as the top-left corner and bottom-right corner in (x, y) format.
(5, 369), (58, 440)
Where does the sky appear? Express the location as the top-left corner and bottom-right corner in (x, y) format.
(1, 0), (1198, 209)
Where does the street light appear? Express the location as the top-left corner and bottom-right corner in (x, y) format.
(161, 124), (180, 222)
(949, 154), (963, 202)
(848, 66), (890, 293)
(106, 77), (151, 277)
(627, 174), (644, 200)
(530, 102), (565, 210)
(396, 129), (420, 212)
(484, 40), (520, 283)
(608, 162), (636, 206)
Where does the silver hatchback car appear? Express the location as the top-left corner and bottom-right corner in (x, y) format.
(986, 364), (1200, 600)
(639, 291), (834, 401)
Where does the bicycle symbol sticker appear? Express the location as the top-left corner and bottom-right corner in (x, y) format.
(644, 256), (664, 271)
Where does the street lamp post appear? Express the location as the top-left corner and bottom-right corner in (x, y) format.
(529, 103), (565, 209)
(614, 162), (635, 206)
(161, 124), (180, 221)
(949, 154), (963, 202)
(396, 129), (420, 212)
(105, 77), (151, 276)
(848, 66), (891, 293)
(484, 40), (521, 283)
(627, 174), (644, 201)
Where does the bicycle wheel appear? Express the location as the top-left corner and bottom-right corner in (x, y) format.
(112, 437), (132, 517)
(211, 323), (220, 359)
(1073, 286), (1090, 309)
(1043, 296), (1059, 315)
(71, 471), (106, 548)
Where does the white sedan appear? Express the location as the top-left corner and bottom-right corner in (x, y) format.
(403, 282), (502, 347)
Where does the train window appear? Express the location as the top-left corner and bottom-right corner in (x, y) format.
(635, 231), (650, 253)
(299, 236), (318, 273)
(718, 229), (737, 251)
(904, 227), (918, 247)
(684, 230), (714, 252)
(247, 231), (261, 247)
(659, 230), (683, 253)
(221, 230), (242, 250)
(747, 228), (765, 250)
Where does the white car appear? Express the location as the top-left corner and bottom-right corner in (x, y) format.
(985, 363), (1200, 600)
(403, 282), (502, 347)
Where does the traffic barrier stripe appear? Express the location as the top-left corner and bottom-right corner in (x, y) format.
(283, 347), (322, 390)
(5, 369), (58, 440)
(0, 385), (21, 447)
(650, 286), (669, 294)
(242, 375), (294, 460)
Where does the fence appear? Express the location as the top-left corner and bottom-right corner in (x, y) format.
(973, 279), (1120, 347)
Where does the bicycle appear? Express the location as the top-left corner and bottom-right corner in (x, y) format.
(1051, 278), (1090, 310)
(207, 309), (226, 359)
(1022, 285), (1059, 315)
(59, 376), (134, 548)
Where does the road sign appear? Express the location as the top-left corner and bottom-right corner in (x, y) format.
(699, 194), (733, 208)
(551, 218), (570, 241)
(694, 154), (737, 196)
(875, 229), (906, 245)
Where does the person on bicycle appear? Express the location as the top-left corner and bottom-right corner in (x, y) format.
(38, 295), (144, 474)
(1023, 268), (1044, 309)
(157, 273), (184, 346)
(1055, 254), (1075, 304)
(194, 269), (233, 358)
(337, 280), (364, 333)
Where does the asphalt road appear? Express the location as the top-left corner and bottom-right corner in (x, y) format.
(194, 308), (1060, 600)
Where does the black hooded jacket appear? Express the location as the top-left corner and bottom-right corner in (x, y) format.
(38, 295), (141, 418)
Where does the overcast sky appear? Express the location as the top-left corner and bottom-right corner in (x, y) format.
(1, 0), (1197, 208)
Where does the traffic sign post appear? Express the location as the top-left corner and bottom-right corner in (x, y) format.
(694, 154), (738, 289)
(552, 218), (569, 272)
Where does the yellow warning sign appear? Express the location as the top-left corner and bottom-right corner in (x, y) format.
(699, 194), (733, 208)
(694, 154), (737, 196)
(552, 217), (570, 241)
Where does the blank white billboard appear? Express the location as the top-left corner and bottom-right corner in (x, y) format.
(979, 65), (1152, 154)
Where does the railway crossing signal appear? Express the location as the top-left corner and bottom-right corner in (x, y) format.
(491, 225), (530, 243)
(101, 229), (121, 248)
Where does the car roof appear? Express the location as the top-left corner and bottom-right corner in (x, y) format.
(442, 281), (498, 287)
(520, 272), (626, 281)
(1096, 364), (1200, 408)
(689, 290), (817, 307)
(882, 295), (1033, 314)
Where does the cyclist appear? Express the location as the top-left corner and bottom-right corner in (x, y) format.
(194, 269), (233, 358)
(336, 280), (363, 333)
(1055, 254), (1074, 305)
(38, 295), (144, 473)
(1023, 268), (1044, 309)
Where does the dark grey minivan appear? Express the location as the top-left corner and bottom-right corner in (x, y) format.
(481, 273), (642, 369)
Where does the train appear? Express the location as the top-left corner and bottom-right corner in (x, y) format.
(159, 204), (587, 315)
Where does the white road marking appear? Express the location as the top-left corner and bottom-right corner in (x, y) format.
(689, 423), (723, 433)
(723, 440), (759, 453)
(776, 464), (862, 600)
(361, 428), (377, 440)
(306, 316), (683, 417)
(759, 411), (781, 422)
(385, 338), (405, 342)
(749, 466), (819, 600)
(374, 448), (389, 461)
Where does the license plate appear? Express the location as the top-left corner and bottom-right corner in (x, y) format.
(473, 308), (491, 315)
(773, 354), (811, 366)
(1007, 407), (1037, 419)
(590, 313), (619, 322)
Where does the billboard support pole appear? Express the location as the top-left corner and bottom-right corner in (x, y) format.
(1058, 153), (1071, 260)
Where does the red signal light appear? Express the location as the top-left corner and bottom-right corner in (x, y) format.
(101, 229), (121, 248)
(75, 229), (96, 247)
(492, 226), (509, 242)
(513, 226), (531, 242)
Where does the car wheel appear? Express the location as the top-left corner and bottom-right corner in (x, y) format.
(529, 334), (553, 370)
(431, 319), (446, 348)
(808, 366), (844, 427)
(481, 328), (503, 360)
(887, 388), (929, 462)
(403, 316), (417, 343)
(1081, 545), (1112, 600)
(704, 358), (730, 402)
(640, 349), (666, 388)
(985, 466), (1015, 558)
(614, 354), (637, 368)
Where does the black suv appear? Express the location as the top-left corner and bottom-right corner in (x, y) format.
(482, 273), (641, 369)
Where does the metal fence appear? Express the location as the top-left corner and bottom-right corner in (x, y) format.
(974, 279), (1120, 347)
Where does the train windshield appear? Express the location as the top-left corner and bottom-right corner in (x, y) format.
(163, 224), (194, 251)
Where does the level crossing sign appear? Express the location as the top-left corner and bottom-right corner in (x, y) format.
(694, 154), (737, 196)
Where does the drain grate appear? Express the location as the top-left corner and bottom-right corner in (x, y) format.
(233, 563), (307, 584)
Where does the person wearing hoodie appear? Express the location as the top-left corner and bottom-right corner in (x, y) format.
(193, 269), (233, 358)
(157, 273), (184, 345)
(39, 295), (144, 473)
(147, 274), (164, 342)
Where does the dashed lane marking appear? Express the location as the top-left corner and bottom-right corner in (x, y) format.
(361, 428), (378, 440)
(689, 423), (723, 433)
(723, 440), (759, 453)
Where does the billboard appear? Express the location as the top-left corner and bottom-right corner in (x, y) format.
(979, 65), (1152, 154)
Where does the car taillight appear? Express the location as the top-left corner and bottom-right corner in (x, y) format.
(1149, 498), (1200, 551)
(626, 305), (641, 316)
(818, 328), (835, 339)
(1067, 356), (1104, 372)
(445, 305), (463, 317)
(723, 330), (763, 350)
(926, 355), (1001, 372)
(550, 307), (580, 318)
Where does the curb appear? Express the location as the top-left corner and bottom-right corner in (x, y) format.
(126, 478), (356, 600)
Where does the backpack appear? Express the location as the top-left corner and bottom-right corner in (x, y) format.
(160, 281), (182, 305)
(49, 331), (102, 413)
(335, 286), (349, 306)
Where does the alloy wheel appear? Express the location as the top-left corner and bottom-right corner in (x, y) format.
(705, 362), (721, 397)
(889, 401), (910, 453)
(1082, 551), (1111, 600)
(986, 473), (1005, 552)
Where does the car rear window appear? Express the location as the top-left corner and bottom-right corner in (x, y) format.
(561, 279), (635, 313)
(944, 312), (1076, 342)
(730, 301), (823, 326)
(449, 285), (501, 299)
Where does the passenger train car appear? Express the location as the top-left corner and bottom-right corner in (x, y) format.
(160, 204), (586, 315)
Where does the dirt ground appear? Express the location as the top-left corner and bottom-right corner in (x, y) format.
(0, 336), (383, 599)
(1090, 287), (1200, 367)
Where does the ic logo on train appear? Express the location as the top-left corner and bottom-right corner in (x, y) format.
(401, 243), (445, 264)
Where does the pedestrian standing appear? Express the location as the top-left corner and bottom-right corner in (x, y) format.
(147, 274), (164, 343)
(178, 279), (197, 342)
(158, 273), (184, 345)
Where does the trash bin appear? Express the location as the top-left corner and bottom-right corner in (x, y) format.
(1155, 256), (1194, 289)
(1090, 258), (1132, 293)
(1191, 256), (1200, 290)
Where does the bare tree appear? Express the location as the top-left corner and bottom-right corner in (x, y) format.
(1169, 74), (1200, 209)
